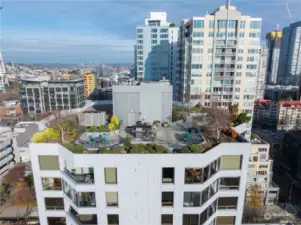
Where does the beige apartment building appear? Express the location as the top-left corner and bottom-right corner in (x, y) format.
(277, 101), (301, 130)
(177, 4), (261, 116)
(247, 134), (279, 205)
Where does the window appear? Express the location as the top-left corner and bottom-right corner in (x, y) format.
(183, 215), (199, 225)
(39, 156), (59, 170)
(160, 28), (168, 33)
(42, 178), (62, 190)
(218, 197), (238, 209)
(162, 168), (174, 183)
(152, 40), (157, 44)
(191, 64), (202, 69)
(137, 34), (143, 39)
(247, 64), (257, 69)
(105, 168), (117, 184)
(152, 34), (157, 38)
(192, 48), (202, 53)
(221, 155), (242, 170)
(209, 20), (215, 28)
(106, 192), (118, 207)
(137, 28), (143, 33)
(162, 192), (173, 206)
(192, 40), (203, 45)
(193, 20), (204, 28)
(193, 32), (204, 37)
(161, 215), (173, 225)
(108, 215), (119, 225)
(239, 32), (245, 38)
(260, 154), (266, 162)
(185, 168), (201, 183)
(209, 32), (214, 37)
(240, 21), (246, 29)
(45, 198), (64, 210)
(219, 177), (240, 190)
(248, 48), (259, 54)
(183, 192), (200, 207)
(249, 32), (260, 38)
(160, 34), (168, 39)
(250, 21), (261, 29)
(218, 20), (227, 28)
(151, 28), (157, 33)
(228, 20), (237, 28)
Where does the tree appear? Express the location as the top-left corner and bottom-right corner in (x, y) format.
(90, 125), (97, 132)
(248, 184), (263, 208)
(52, 119), (76, 143)
(229, 104), (239, 116)
(98, 125), (107, 132)
(31, 128), (59, 143)
(234, 113), (251, 125)
(111, 116), (120, 128)
(169, 23), (175, 28)
(108, 123), (115, 131)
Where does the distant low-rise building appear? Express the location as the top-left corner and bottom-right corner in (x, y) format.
(277, 101), (301, 130)
(253, 99), (277, 127)
(19, 78), (85, 114)
(113, 80), (172, 126)
(0, 100), (22, 117)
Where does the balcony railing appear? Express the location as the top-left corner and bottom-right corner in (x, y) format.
(69, 209), (97, 225)
(219, 185), (239, 190)
(217, 205), (237, 210)
(46, 205), (64, 210)
(64, 169), (94, 184)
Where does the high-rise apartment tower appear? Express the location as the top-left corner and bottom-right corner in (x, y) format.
(177, 5), (261, 116)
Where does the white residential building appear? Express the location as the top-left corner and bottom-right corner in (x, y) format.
(248, 134), (279, 205)
(135, 13), (178, 87)
(277, 100), (301, 130)
(30, 136), (250, 225)
(177, 4), (261, 116)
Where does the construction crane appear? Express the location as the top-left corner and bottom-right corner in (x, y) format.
(284, 0), (293, 23)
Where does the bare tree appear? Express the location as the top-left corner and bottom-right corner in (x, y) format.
(51, 118), (76, 143)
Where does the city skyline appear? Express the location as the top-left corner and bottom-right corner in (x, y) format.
(1, 0), (301, 64)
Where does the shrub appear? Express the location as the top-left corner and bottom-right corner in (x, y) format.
(98, 125), (107, 132)
(63, 143), (85, 153)
(108, 123), (115, 131)
(153, 120), (160, 124)
(130, 145), (145, 153)
(90, 125), (98, 132)
(111, 115), (120, 128)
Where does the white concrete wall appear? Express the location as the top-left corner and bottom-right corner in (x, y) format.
(30, 142), (250, 225)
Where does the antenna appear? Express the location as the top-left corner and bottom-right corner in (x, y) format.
(226, 0), (231, 8)
(276, 24), (280, 31)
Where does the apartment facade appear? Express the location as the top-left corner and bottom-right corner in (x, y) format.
(278, 21), (301, 85)
(112, 81), (172, 126)
(277, 100), (301, 130)
(177, 5), (261, 116)
(30, 140), (250, 225)
(247, 134), (279, 205)
(266, 30), (282, 85)
(135, 12), (178, 86)
(256, 45), (268, 99)
(253, 99), (277, 127)
(20, 79), (85, 114)
(83, 74), (96, 97)
(264, 85), (300, 101)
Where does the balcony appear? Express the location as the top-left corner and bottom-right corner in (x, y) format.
(64, 168), (94, 184)
(45, 197), (64, 210)
(69, 207), (98, 225)
(217, 197), (238, 210)
(219, 177), (240, 190)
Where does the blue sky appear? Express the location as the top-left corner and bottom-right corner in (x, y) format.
(1, 0), (301, 64)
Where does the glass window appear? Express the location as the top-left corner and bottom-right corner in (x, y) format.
(218, 197), (238, 209)
(228, 20), (237, 28)
(218, 20), (227, 28)
(45, 197), (64, 210)
(185, 168), (202, 183)
(240, 21), (246, 29)
(162, 168), (174, 183)
(39, 156), (59, 170)
(250, 21), (261, 29)
(219, 177), (240, 190)
(152, 40), (157, 44)
(137, 28), (143, 33)
(209, 32), (214, 37)
(192, 40), (204, 45)
(137, 34), (143, 39)
(105, 168), (117, 184)
(201, 187), (209, 204)
(108, 215), (119, 225)
(221, 155), (242, 170)
(216, 216), (235, 225)
(183, 215), (199, 225)
(160, 28), (168, 33)
(183, 192), (201, 207)
(151, 28), (157, 33)
(152, 34), (157, 38)
(193, 20), (204, 28)
(209, 20), (215, 28)
(193, 32), (204, 37)
(106, 192), (118, 207)
(162, 192), (174, 206)
(42, 178), (62, 190)
(161, 215), (173, 225)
